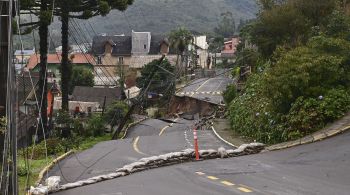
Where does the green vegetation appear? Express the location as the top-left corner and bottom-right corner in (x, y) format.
(104, 101), (129, 131)
(214, 12), (236, 37)
(0, 117), (5, 135)
(228, 0), (350, 144)
(137, 58), (175, 102)
(18, 100), (130, 193)
(69, 66), (94, 94)
(17, 134), (110, 194)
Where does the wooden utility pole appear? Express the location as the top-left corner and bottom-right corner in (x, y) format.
(0, 0), (17, 194)
(0, 2), (10, 193)
(112, 56), (165, 140)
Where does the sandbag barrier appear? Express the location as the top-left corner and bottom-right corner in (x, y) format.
(29, 143), (265, 195)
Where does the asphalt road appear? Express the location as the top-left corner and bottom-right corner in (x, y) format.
(49, 118), (230, 185)
(176, 76), (233, 105)
(54, 130), (350, 195)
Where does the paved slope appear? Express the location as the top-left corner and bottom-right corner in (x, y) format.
(54, 131), (350, 195)
(49, 118), (231, 185)
(177, 76), (233, 105)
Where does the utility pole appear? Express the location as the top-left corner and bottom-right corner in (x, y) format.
(112, 55), (165, 140)
(0, 0), (17, 194)
(0, 3), (10, 192)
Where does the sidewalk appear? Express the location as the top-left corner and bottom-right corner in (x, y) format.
(212, 118), (252, 146)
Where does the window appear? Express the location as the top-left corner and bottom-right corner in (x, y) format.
(119, 57), (124, 65)
(97, 56), (102, 64)
(144, 44), (147, 50)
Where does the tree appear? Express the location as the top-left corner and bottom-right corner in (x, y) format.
(20, 0), (54, 134)
(136, 58), (175, 108)
(292, 0), (337, 26)
(250, 4), (310, 57)
(169, 27), (193, 77)
(69, 66), (94, 94)
(214, 12), (236, 37)
(104, 101), (129, 132)
(208, 36), (224, 53)
(223, 85), (237, 104)
(56, 0), (134, 111)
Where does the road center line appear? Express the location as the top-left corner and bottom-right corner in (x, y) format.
(221, 181), (235, 186)
(237, 187), (253, 193)
(133, 136), (147, 155)
(207, 176), (219, 180)
(159, 118), (179, 136)
(195, 172), (206, 175)
(191, 78), (212, 97)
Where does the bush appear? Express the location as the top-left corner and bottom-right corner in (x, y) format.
(45, 138), (65, 155)
(104, 101), (129, 128)
(285, 89), (350, 136)
(17, 160), (30, 177)
(319, 89), (350, 121)
(86, 114), (106, 137)
(286, 97), (325, 135)
(223, 85), (237, 104)
(0, 117), (6, 135)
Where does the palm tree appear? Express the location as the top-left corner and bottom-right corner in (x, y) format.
(169, 27), (193, 78)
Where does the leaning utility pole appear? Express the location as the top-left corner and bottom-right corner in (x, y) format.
(0, 0), (18, 194)
(112, 55), (166, 140)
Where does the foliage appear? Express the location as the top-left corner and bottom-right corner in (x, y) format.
(208, 36), (224, 53)
(169, 27), (193, 54)
(250, 3), (310, 57)
(223, 85), (237, 104)
(69, 66), (94, 94)
(104, 101), (129, 128)
(235, 48), (260, 67)
(136, 58), (175, 94)
(286, 89), (350, 135)
(86, 114), (106, 137)
(0, 117), (5, 135)
(214, 11), (236, 37)
(228, 3), (350, 144)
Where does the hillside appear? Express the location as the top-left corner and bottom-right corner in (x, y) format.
(85, 0), (257, 35)
(17, 0), (257, 49)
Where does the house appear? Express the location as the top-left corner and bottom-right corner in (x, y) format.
(14, 49), (35, 73)
(221, 37), (240, 58)
(91, 31), (177, 87)
(16, 72), (61, 146)
(188, 35), (211, 69)
(53, 86), (124, 114)
(26, 53), (95, 83)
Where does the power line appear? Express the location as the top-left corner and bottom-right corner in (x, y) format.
(70, 18), (119, 85)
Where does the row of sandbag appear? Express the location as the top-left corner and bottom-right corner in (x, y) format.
(29, 143), (265, 195)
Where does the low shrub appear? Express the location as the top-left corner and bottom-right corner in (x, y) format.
(86, 114), (106, 137)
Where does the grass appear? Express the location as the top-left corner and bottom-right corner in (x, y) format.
(18, 134), (111, 194)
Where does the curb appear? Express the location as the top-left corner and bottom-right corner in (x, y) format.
(120, 117), (148, 139)
(36, 150), (74, 185)
(211, 126), (236, 148)
(265, 125), (350, 152)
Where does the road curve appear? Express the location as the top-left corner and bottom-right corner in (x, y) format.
(53, 130), (350, 195)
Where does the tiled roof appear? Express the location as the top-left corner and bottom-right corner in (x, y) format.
(92, 36), (132, 56)
(27, 54), (95, 70)
(72, 86), (123, 106)
(92, 34), (176, 56)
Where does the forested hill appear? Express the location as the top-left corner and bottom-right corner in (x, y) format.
(17, 0), (257, 49)
(83, 0), (257, 34)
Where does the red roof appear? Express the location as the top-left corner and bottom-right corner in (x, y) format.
(27, 53), (95, 70)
